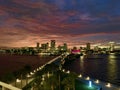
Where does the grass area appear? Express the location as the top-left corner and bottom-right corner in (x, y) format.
(75, 80), (98, 90)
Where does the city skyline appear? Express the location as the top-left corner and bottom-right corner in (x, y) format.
(0, 0), (120, 47)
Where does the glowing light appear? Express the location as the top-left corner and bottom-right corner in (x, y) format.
(27, 74), (31, 77)
(78, 74), (82, 78)
(47, 72), (50, 78)
(109, 42), (115, 44)
(42, 77), (45, 81)
(66, 70), (70, 74)
(62, 69), (65, 72)
(89, 81), (92, 87)
(41, 82), (43, 85)
(86, 76), (90, 80)
(37, 68), (39, 71)
(30, 72), (34, 75)
(16, 79), (21, 82)
(34, 70), (36, 73)
(95, 80), (99, 83)
(80, 56), (84, 60)
(39, 67), (41, 70)
(106, 83), (111, 87)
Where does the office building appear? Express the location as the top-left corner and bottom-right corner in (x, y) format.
(36, 42), (40, 49)
(86, 43), (91, 50)
(109, 42), (115, 51)
(50, 40), (56, 50)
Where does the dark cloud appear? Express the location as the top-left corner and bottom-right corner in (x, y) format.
(0, 0), (120, 47)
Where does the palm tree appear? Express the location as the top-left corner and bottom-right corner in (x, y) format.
(62, 72), (77, 90)
(13, 71), (21, 87)
(43, 63), (59, 75)
(32, 69), (45, 90)
(47, 74), (59, 90)
(55, 69), (64, 90)
(62, 77), (73, 90)
(23, 65), (31, 85)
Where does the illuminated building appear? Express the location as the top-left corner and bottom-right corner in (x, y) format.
(41, 43), (49, 50)
(86, 43), (91, 50)
(63, 43), (68, 51)
(50, 40), (56, 50)
(109, 42), (115, 51)
(71, 47), (80, 54)
(46, 43), (49, 50)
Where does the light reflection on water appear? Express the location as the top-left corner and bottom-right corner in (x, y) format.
(107, 54), (117, 83)
(63, 54), (120, 86)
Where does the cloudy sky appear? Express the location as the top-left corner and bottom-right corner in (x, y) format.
(0, 0), (120, 47)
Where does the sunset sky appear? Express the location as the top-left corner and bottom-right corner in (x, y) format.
(0, 0), (120, 47)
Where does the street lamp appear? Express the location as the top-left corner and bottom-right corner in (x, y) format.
(95, 79), (99, 83)
(62, 69), (65, 72)
(66, 70), (70, 74)
(106, 83), (111, 87)
(78, 74), (82, 78)
(16, 79), (21, 82)
(26, 74), (31, 78)
(30, 72), (34, 75)
(86, 76), (90, 80)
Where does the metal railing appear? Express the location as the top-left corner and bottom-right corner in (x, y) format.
(0, 81), (21, 90)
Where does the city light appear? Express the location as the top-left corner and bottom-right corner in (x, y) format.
(106, 83), (111, 87)
(78, 74), (82, 78)
(42, 77), (45, 81)
(39, 67), (42, 70)
(16, 79), (21, 83)
(41, 82), (43, 85)
(30, 72), (34, 75)
(95, 79), (99, 83)
(47, 72), (50, 78)
(80, 55), (84, 60)
(37, 68), (39, 71)
(86, 76), (90, 80)
(89, 81), (92, 87)
(26, 74), (31, 78)
(62, 69), (65, 72)
(66, 70), (70, 74)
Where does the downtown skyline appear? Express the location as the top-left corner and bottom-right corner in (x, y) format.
(0, 0), (120, 47)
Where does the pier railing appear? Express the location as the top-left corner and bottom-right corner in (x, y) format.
(0, 81), (21, 90)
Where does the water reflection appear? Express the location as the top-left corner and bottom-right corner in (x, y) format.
(79, 55), (84, 73)
(107, 54), (117, 82)
(63, 54), (120, 86)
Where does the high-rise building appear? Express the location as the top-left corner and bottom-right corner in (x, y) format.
(50, 40), (56, 50)
(109, 42), (115, 51)
(86, 43), (90, 50)
(46, 42), (49, 50)
(41, 43), (49, 50)
(63, 43), (68, 51)
(36, 42), (40, 48)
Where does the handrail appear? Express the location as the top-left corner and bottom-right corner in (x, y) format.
(0, 81), (21, 90)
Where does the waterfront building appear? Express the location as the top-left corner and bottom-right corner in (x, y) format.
(50, 40), (56, 51)
(63, 43), (68, 51)
(41, 43), (49, 51)
(86, 43), (91, 50)
(109, 42), (115, 51)
(36, 42), (40, 48)
(71, 47), (80, 54)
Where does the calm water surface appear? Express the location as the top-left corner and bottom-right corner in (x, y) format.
(63, 54), (120, 86)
